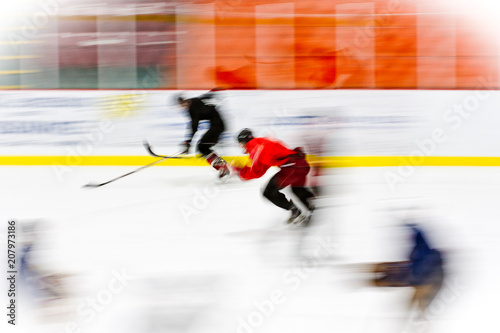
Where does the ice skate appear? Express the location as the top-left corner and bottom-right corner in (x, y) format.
(287, 202), (307, 226)
(218, 164), (231, 181)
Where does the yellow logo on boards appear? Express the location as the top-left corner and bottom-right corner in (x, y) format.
(101, 94), (144, 118)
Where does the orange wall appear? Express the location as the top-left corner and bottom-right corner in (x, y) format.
(174, 0), (499, 89)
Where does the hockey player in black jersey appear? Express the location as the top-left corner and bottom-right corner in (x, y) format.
(177, 92), (230, 179)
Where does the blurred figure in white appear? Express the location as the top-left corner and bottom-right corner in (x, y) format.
(19, 220), (73, 320)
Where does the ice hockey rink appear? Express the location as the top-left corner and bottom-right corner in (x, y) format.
(1, 164), (498, 333)
(3, 0), (500, 330)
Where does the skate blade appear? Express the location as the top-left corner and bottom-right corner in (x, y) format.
(287, 214), (310, 229)
(215, 172), (232, 184)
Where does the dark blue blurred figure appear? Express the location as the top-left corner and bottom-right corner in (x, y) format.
(408, 224), (444, 287)
(19, 221), (70, 314)
(372, 223), (445, 315)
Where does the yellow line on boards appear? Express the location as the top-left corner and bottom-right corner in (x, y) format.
(1, 156), (500, 167)
(0, 156), (208, 166)
(317, 156), (500, 168)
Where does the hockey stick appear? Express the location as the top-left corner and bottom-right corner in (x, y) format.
(83, 151), (183, 188)
(143, 140), (169, 158)
(143, 140), (189, 158)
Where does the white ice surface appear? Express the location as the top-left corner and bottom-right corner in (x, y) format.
(0, 165), (498, 333)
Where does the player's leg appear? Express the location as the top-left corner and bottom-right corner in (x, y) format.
(288, 159), (316, 221)
(371, 261), (411, 287)
(197, 125), (229, 178)
(263, 169), (304, 224)
(197, 125), (221, 157)
(291, 187), (315, 211)
(415, 266), (445, 313)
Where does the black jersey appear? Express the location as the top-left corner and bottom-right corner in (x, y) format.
(186, 94), (224, 143)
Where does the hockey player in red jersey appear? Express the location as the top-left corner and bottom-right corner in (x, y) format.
(232, 129), (316, 225)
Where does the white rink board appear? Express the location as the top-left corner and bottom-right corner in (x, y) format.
(0, 89), (499, 156)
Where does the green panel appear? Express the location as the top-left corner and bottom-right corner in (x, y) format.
(59, 67), (164, 89)
(59, 68), (99, 89)
(137, 66), (163, 89)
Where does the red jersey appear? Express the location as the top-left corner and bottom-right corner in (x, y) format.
(239, 137), (298, 180)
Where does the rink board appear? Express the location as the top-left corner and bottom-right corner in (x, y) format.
(0, 90), (500, 165)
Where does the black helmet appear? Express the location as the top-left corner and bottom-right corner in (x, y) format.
(237, 128), (254, 144)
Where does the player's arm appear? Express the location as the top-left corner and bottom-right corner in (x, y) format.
(236, 141), (273, 180)
(198, 92), (215, 102)
(238, 161), (269, 180)
(199, 87), (224, 102)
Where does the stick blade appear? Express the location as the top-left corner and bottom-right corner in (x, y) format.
(82, 183), (103, 188)
(143, 140), (184, 159)
(143, 140), (156, 156)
